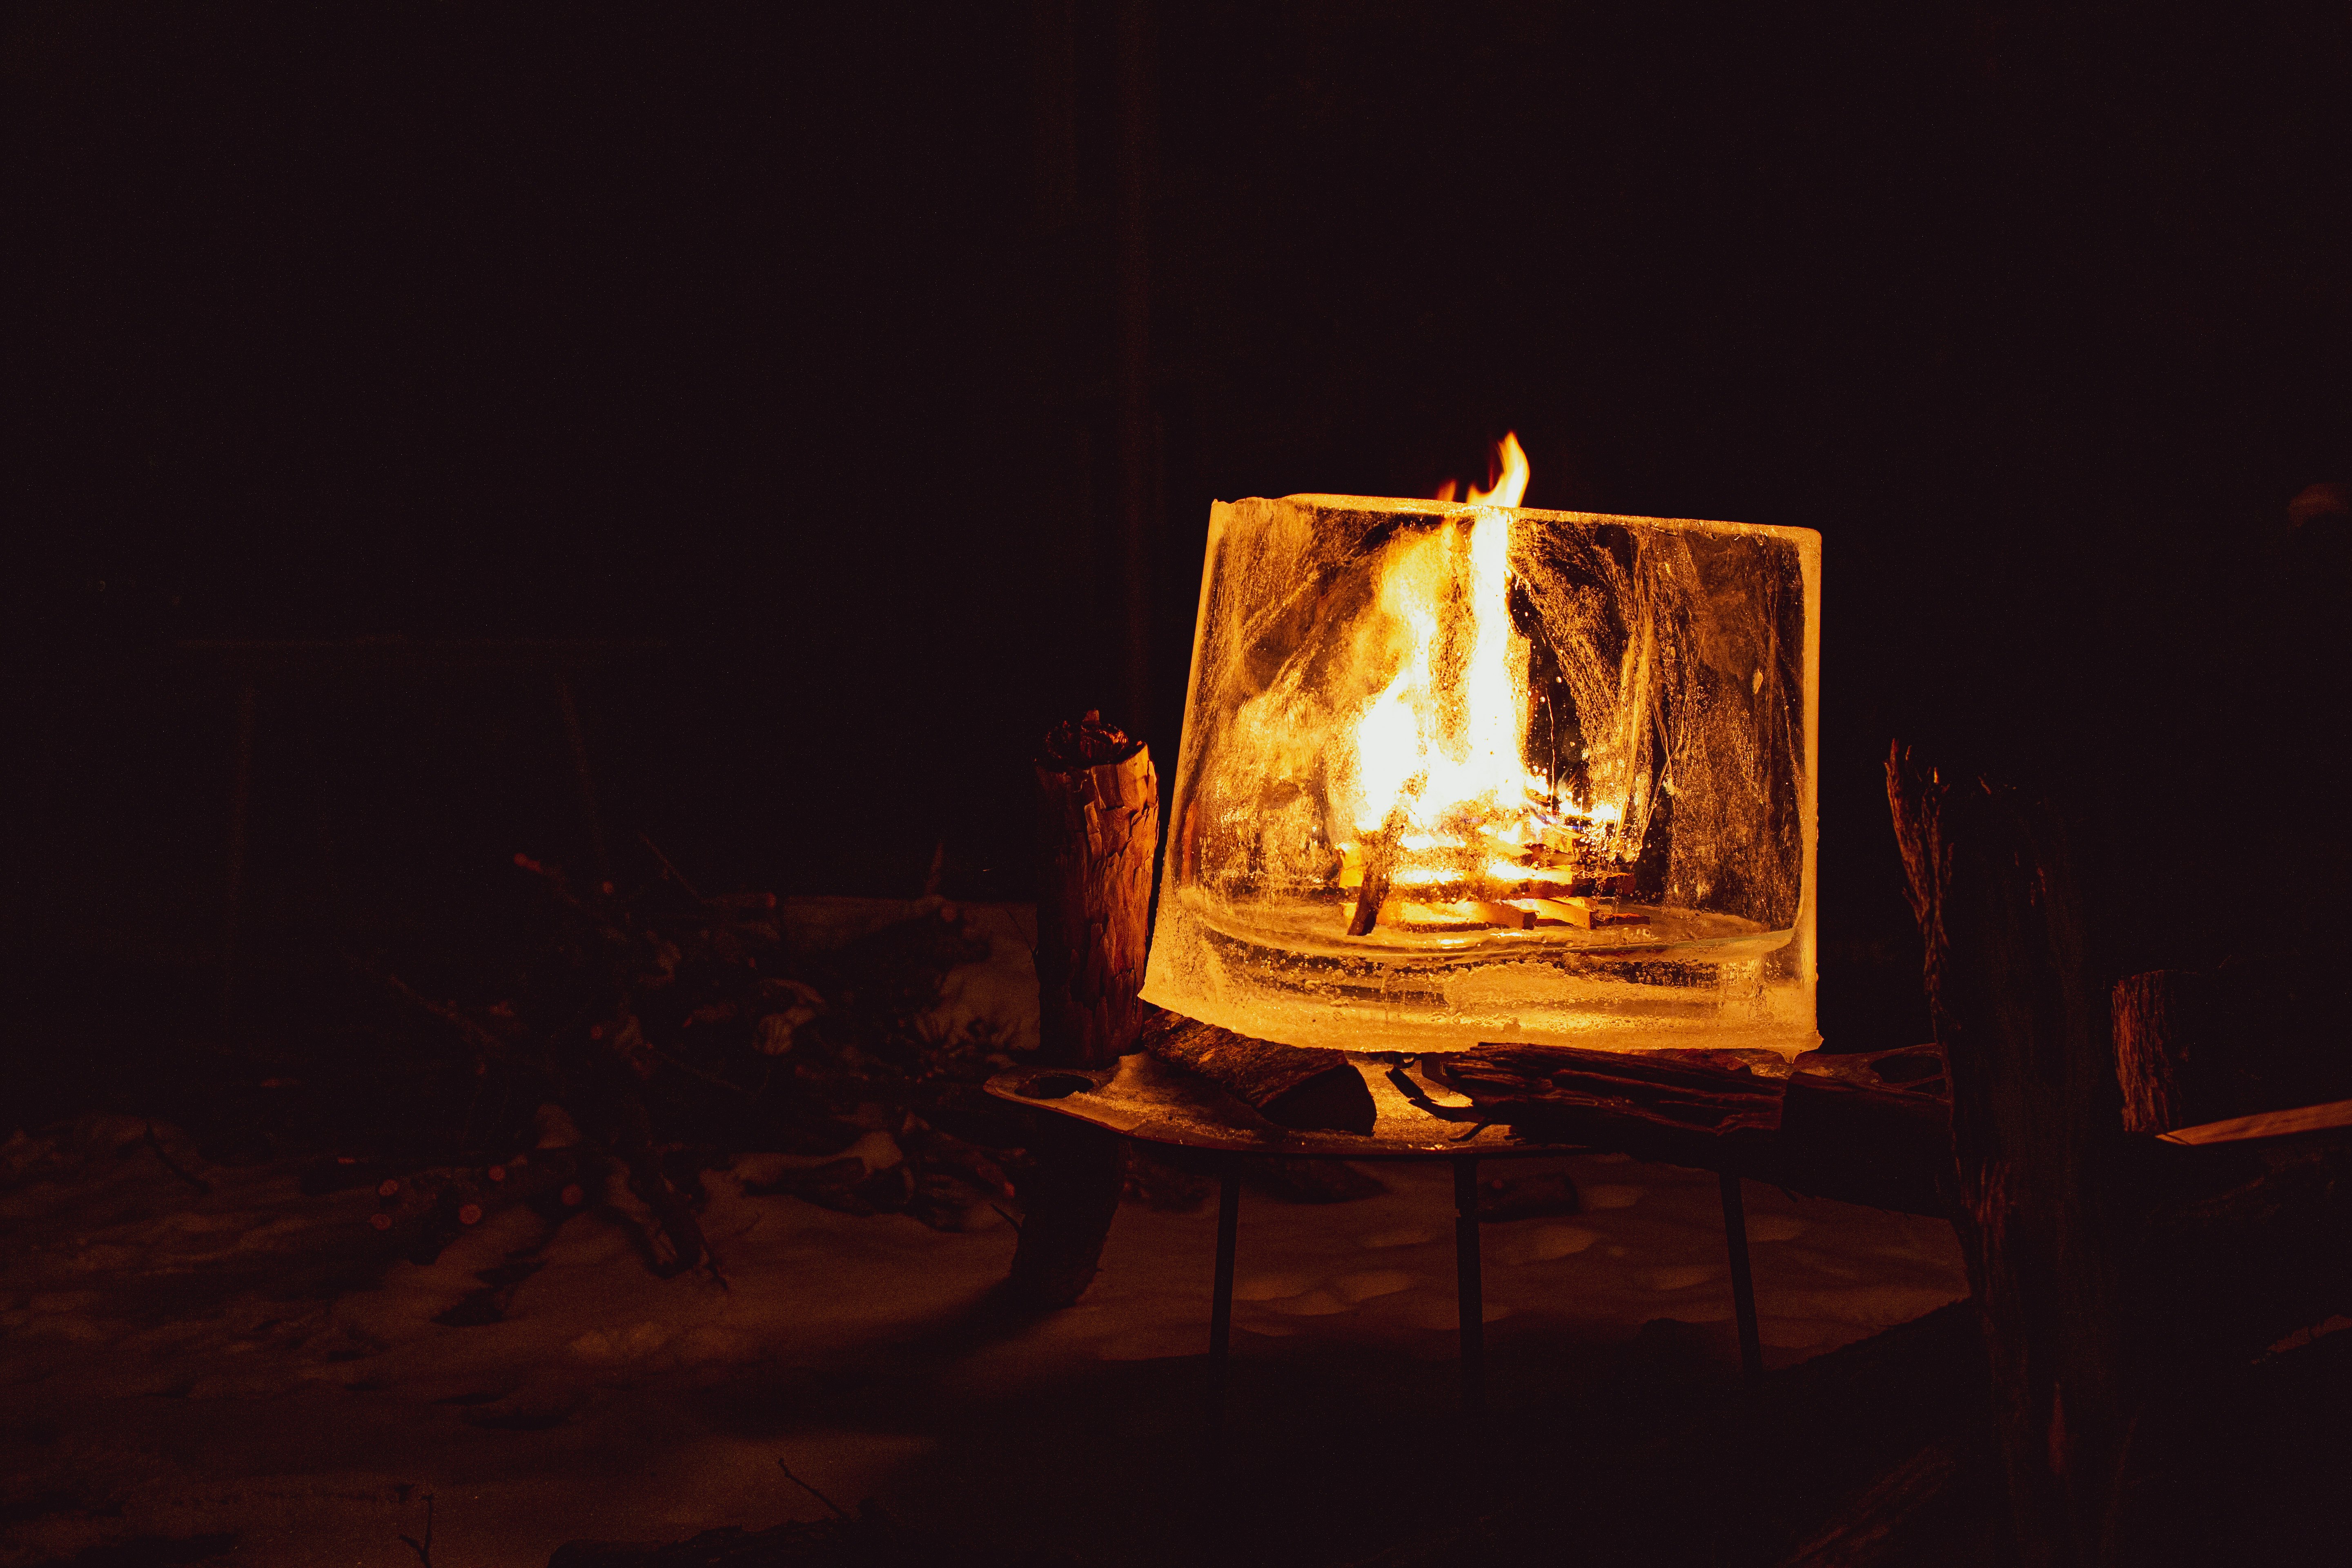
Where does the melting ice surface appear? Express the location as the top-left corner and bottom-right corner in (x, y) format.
(1142, 494), (1821, 1057)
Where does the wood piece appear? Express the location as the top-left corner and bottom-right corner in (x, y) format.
(1886, 742), (2131, 1567)
(1468, 899), (1535, 929)
(1775, 1045), (1952, 1217)
(2160, 1096), (2352, 1146)
(1347, 807), (1410, 936)
(1434, 1041), (1786, 1142)
(1032, 711), (1158, 1067)
(1559, 895), (1645, 928)
(2107, 973), (2192, 1133)
(1136, 1011), (1376, 1134)
(2113, 963), (2352, 1136)
(1376, 898), (1487, 931)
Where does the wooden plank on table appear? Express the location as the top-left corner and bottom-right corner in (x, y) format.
(2160, 1096), (2352, 1147)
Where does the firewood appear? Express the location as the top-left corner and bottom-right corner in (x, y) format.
(1376, 898), (1489, 932)
(1347, 808), (1410, 936)
(1559, 895), (1645, 928)
(1468, 899), (1536, 929)
(1033, 711), (1157, 1067)
(1136, 1010), (1376, 1134)
(1430, 1040), (1951, 1216)
(1434, 1041), (1785, 1144)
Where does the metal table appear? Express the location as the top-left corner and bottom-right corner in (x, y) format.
(986, 1049), (1765, 1429)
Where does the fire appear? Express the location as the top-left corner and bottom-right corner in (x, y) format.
(1336, 433), (1634, 934)
(1467, 431), (1529, 507)
(1431, 431), (1530, 508)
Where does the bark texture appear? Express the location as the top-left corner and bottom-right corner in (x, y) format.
(1032, 715), (1158, 1067)
(1885, 744), (2132, 1568)
(1134, 1010), (1376, 1134)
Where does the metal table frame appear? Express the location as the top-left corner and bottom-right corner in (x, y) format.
(989, 1053), (1766, 1431)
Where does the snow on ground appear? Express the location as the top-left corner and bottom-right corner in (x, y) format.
(0, 902), (1967, 1567)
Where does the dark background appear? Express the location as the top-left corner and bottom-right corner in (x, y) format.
(7, 1), (2348, 1074)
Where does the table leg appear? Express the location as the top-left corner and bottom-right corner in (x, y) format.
(1207, 1162), (1241, 1448)
(1718, 1169), (1763, 1379)
(1453, 1156), (1484, 1417)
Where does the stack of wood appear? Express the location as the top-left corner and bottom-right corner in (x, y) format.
(1427, 1038), (1953, 1217)
(1340, 815), (1645, 935)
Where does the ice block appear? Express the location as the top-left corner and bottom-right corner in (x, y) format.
(1141, 493), (1820, 1058)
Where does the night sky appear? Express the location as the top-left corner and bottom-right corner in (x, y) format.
(9, 2), (2348, 1052)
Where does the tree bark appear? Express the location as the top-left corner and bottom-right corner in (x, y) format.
(1885, 743), (2132, 1568)
(1032, 714), (1158, 1067)
(2113, 962), (2352, 1136)
(2111, 970), (2221, 1135)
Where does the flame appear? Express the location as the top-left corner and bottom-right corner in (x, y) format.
(1434, 432), (1530, 508)
(1468, 432), (1530, 508)
(1341, 432), (1621, 916)
(1348, 434), (1537, 836)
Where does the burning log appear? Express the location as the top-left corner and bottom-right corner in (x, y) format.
(1346, 807), (1410, 936)
(1134, 1010), (1377, 1134)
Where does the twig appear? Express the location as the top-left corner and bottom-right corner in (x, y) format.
(637, 832), (705, 903)
(777, 1459), (851, 1521)
(144, 1124), (211, 1196)
(397, 1492), (434, 1566)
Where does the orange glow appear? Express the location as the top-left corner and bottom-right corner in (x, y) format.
(1433, 432), (1530, 508)
(1337, 433), (1623, 919)
(1467, 431), (1529, 507)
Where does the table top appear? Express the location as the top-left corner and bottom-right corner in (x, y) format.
(984, 1051), (1593, 1160)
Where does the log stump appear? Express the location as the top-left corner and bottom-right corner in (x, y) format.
(1886, 744), (2132, 1567)
(1032, 710), (1158, 1067)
